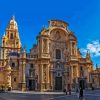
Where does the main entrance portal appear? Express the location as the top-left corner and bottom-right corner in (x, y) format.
(29, 80), (35, 90)
(55, 77), (62, 90)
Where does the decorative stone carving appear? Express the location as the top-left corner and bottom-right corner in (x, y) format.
(43, 65), (46, 82)
(73, 66), (77, 77)
(43, 39), (47, 53)
(54, 31), (61, 40)
(50, 20), (67, 29)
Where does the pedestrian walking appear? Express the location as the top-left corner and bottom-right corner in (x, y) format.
(67, 84), (71, 95)
(79, 88), (83, 100)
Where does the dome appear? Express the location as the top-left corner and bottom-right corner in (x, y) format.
(8, 16), (18, 30)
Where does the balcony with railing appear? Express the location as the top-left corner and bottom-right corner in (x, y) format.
(26, 54), (38, 60)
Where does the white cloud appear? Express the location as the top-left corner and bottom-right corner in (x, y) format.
(81, 40), (100, 57)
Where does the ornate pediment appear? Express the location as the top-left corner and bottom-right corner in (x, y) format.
(49, 20), (68, 29)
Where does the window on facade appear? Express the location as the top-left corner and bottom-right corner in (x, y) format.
(14, 78), (16, 82)
(16, 42), (18, 45)
(72, 42), (75, 48)
(11, 25), (13, 29)
(3, 40), (5, 45)
(29, 64), (35, 77)
(29, 69), (32, 77)
(7, 32), (9, 38)
(56, 49), (61, 59)
(80, 66), (83, 71)
(10, 33), (13, 39)
(29, 69), (35, 77)
(58, 73), (60, 76)
(12, 62), (15, 67)
(30, 63), (33, 68)
(92, 78), (94, 83)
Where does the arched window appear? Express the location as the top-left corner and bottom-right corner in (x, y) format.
(56, 49), (61, 59)
(10, 33), (13, 39)
(80, 66), (83, 71)
(12, 62), (15, 67)
(3, 40), (5, 45)
(30, 63), (33, 68)
(14, 77), (16, 82)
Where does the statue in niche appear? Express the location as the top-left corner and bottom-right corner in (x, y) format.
(43, 39), (47, 53)
(54, 31), (61, 40)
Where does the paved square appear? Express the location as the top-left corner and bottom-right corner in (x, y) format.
(0, 90), (100, 100)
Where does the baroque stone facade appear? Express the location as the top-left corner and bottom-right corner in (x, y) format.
(0, 16), (95, 91)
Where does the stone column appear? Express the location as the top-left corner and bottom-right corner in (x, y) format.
(47, 64), (50, 90)
(41, 39), (43, 54)
(47, 40), (49, 53)
(4, 65), (12, 89)
(40, 64), (43, 91)
(21, 61), (26, 91)
(71, 41), (72, 55)
(69, 65), (73, 89)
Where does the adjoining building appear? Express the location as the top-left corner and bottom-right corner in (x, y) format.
(91, 64), (100, 88)
(0, 16), (95, 91)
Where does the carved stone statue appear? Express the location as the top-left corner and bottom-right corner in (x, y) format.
(43, 39), (47, 53)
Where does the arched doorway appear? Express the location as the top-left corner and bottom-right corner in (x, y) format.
(28, 79), (35, 90)
(55, 76), (62, 90)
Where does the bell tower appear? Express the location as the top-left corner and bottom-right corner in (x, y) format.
(1, 16), (22, 62)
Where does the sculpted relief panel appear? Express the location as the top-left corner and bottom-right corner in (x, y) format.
(49, 29), (69, 60)
(50, 29), (67, 42)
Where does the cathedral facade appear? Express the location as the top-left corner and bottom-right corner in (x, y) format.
(0, 16), (94, 91)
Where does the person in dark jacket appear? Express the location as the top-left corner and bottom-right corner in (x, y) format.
(63, 88), (67, 95)
(67, 84), (71, 95)
(79, 88), (83, 99)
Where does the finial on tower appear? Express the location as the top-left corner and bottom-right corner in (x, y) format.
(86, 50), (90, 56)
(12, 16), (15, 20)
(86, 50), (91, 61)
(23, 45), (26, 53)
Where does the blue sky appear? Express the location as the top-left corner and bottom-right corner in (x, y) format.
(0, 0), (100, 67)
